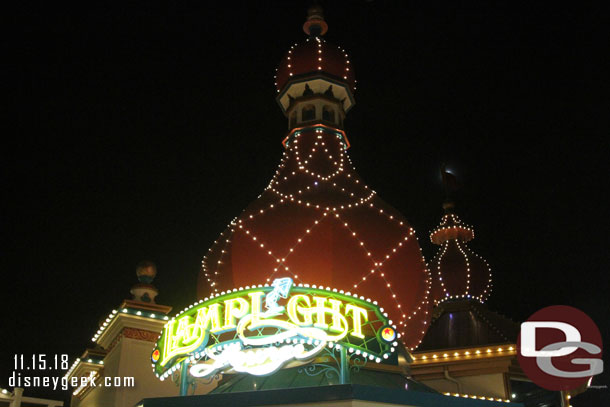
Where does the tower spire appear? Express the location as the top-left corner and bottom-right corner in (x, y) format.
(440, 164), (458, 211)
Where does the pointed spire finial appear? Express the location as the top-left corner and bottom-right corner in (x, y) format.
(440, 164), (459, 211)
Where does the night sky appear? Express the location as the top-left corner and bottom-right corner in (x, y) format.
(2, 1), (608, 405)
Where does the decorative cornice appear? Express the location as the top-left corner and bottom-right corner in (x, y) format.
(97, 310), (167, 350)
(107, 327), (161, 354)
(120, 299), (172, 314)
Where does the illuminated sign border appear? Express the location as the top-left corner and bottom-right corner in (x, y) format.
(152, 279), (399, 381)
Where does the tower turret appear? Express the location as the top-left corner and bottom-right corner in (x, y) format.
(275, 6), (355, 135)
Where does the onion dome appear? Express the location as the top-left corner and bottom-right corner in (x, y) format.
(130, 260), (159, 303)
(197, 9), (431, 350)
(275, 6), (356, 118)
(198, 128), (431, 349)
(429, 202), (492, 305)
(275, 38), (355, 94)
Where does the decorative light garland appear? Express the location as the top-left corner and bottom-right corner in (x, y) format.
(202, 224), (236, 294)
(64, 358), (81, 379)
(63, 357), (105, 380)
(412, 345), (516, 363)
(443, 392), (511, 404)
(430, 213), (492, 305)
(198, 125), (432, 351)
(90, 308), (169, 343)
(275, 37), (355, 93)
(430, 213), (475, 242)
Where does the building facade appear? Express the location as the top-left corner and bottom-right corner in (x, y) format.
(65, 7), (582, 407)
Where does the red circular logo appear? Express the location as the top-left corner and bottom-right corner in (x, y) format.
(517, 305), (603, 391)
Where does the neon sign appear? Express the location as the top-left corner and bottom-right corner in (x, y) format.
(152, 278), (398, 380)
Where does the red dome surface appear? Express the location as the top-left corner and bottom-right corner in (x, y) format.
(275, 37), (355, 93)
(429, 213), (492, 304)
(198, 127), (431, 350)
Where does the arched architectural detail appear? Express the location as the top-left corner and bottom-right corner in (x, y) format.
(322, 105), (335, 123)
(301, 103), (316, 122)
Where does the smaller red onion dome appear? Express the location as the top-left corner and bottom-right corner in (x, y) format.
(275, 7), (355, 94)
(429, 204), (492, 305)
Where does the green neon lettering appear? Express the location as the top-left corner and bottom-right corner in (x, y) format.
(156, 287), (387, 375)
(195, 303), (222, 333)
(223, 297), (249, 329)
(287, 294), (313, 325)
(248, 291), (265, 324)
(346, 304), (368, 339)
(312, 296), (329, 329)
(160, 304), (221, 366)
(328, 299), (344, 333)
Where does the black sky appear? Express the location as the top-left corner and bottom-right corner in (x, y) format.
(2, 1), (608, 405)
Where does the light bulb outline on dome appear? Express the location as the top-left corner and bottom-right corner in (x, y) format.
(199, 126), (432, 346)
(197, 8), (432, 351)
(430, 210), (493, 306)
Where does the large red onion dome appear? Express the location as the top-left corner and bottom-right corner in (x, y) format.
(196, 8), (431, 351)
(275, 7), (355, 94)
(429, 203), (493, 305)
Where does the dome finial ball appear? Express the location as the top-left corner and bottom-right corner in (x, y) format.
(303, 5), (328, 36)
(136, 260), (157, 284)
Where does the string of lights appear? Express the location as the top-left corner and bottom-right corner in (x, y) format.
(430, 213), (492, 305)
